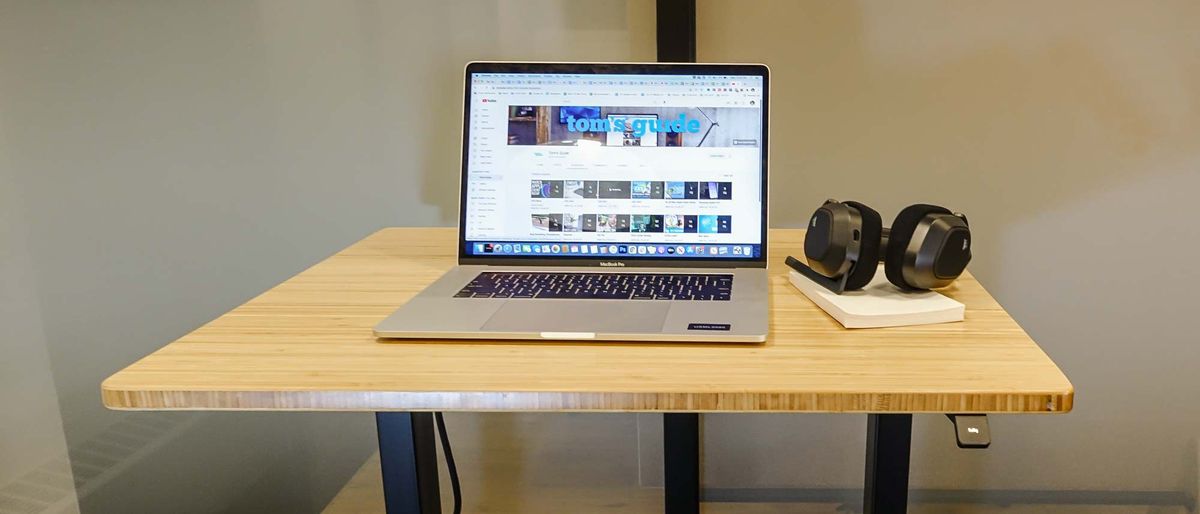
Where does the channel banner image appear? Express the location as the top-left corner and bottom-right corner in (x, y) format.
(506, 106), (761, 148)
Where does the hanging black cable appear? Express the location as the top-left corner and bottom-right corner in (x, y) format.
(434, 412), (462, 514)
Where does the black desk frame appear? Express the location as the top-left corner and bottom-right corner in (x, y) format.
(374, 412), (913, 514)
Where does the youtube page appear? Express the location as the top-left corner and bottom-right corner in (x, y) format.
(464, 72), (764, 259)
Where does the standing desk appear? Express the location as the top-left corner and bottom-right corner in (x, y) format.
(102, 227), (1073, 514)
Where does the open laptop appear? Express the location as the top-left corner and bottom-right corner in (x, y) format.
(375, 62), (770, 343)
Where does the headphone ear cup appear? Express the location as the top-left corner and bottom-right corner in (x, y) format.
(885, 204), (953, 290)
(803, 201), (855, 278)
(841, 201), (882, 290)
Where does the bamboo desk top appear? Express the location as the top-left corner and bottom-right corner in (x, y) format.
(102, 228), (1073, 414)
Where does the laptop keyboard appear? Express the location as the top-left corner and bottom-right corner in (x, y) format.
(454, 272), (732, 301)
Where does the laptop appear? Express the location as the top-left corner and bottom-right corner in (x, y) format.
(375, 62), (770, 343)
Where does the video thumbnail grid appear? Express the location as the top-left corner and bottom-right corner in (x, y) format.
(470, 241), (758, 258)
(531, 180), (732, 200)
(530, 213), (732, 234)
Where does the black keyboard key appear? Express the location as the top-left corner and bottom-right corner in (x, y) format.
(454, 272), (732, 301)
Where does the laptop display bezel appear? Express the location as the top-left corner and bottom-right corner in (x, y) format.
(457, 62), (769, 269)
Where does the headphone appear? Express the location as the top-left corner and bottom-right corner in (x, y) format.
(787, 200), (972, 294)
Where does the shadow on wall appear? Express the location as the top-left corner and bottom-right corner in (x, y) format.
(695, 0), (1200, 498)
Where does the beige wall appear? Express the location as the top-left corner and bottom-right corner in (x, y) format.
(4, 0), (1199, 510)
(695, 0), (1200, 493)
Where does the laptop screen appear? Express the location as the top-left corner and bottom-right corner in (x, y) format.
(459, 63), (767, 265)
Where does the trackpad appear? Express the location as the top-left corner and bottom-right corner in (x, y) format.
(481, 301), (669, 334)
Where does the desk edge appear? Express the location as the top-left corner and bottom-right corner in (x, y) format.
(101, 384), (1074, 413)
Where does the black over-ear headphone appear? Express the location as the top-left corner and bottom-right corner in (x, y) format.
(787, 199), (972, 294)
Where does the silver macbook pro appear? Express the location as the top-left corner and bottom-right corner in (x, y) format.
(375, 62), (770, 343)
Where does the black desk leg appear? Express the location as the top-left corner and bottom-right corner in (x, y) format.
(663, 413), (700, 514)
(376, 412), (441, 514)
(863, 414), (912, 514)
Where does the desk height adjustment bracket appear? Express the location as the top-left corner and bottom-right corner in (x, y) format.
(946, 414), (990, 448)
